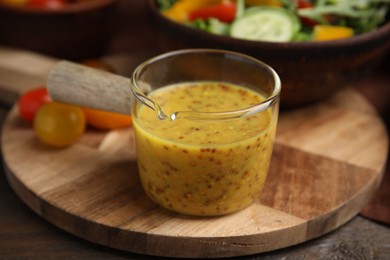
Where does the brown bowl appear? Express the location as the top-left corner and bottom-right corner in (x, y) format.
(147, 0), (390, 108)
(0, 0), (116, 60)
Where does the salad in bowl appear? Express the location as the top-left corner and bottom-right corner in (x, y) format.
(157, 0), (390, 42)
(150, 0), (390, 108)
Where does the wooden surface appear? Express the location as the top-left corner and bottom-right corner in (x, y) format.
(1, 83), (388, 257)
(0, 0), (389, 258)
(0, 148), (389, 259)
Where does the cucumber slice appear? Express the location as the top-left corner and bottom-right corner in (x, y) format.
(230, 7), (301, 42)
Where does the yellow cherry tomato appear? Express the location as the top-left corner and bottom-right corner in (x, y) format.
(83, 107), (132, 130)
(34, 102), (85, 147)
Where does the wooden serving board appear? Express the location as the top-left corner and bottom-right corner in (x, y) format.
(2, 91), (388, 258)
(1, 46), (389, 258)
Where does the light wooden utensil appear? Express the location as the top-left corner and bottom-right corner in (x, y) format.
(47, 60), (133, 115)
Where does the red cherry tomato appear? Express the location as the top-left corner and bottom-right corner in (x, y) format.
(189, 1), (237, 23)
(26, 0), (66, 9)
(18, 87), (51, 122)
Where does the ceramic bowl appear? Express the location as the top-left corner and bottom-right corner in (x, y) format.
(147, 0), (390, 108)
(0, 0), (116, 60)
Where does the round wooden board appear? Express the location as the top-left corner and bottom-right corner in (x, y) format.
(1, 88), (388, 258)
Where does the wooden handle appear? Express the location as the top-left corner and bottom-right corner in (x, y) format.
(47, 60), (133, 115)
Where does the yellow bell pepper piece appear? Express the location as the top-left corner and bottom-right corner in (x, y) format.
(163, 0), (223, 22)
(245, 0), (282, 6)
(314, 25), (354, 41)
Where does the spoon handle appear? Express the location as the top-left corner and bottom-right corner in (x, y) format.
(47, 60), (133, 115)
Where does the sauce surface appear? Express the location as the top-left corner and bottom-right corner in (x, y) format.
(132, 82), (277, 216)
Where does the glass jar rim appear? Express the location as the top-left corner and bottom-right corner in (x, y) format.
(131, 49), (281, 121)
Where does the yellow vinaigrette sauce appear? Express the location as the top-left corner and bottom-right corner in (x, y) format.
(133, 82), (276, 216)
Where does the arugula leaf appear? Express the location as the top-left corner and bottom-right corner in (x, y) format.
(298, 0), (390, 33)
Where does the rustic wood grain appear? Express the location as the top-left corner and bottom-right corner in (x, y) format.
(277, 89), (388, 172)
(356, 63), (390, 225)
(361, 170), (390, 224)
(1, 85), (388, 257)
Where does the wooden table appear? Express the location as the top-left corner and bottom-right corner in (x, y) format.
(1, 1), (389, 258)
